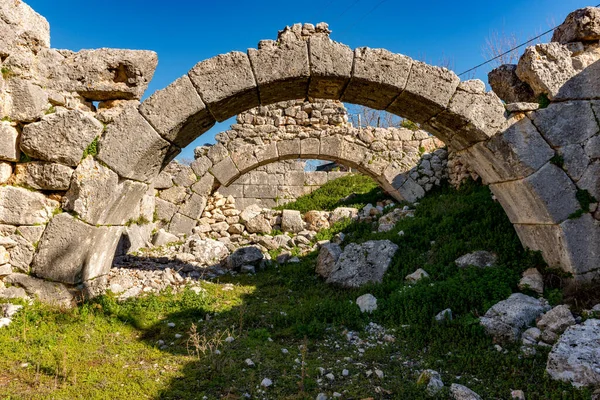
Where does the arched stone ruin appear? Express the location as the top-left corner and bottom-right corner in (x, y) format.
(1, 1), (600, 304)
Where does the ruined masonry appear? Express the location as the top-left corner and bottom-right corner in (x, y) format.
(0, 1), (599, 305)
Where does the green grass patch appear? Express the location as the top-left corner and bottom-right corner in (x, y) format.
(82, 137), (99, 160)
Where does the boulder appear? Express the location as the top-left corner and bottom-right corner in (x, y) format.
(552, 7), (600, 44)
(152, 229), (179, 247)
(417, 369), (444, 396)
(405, 268), (430, 283)
(487, 64), (536, 103)
(546, 319), (600, 387)
(244, 214), (272, 234)
(226, 246), (263, 270)
(450, 384), (482, 400)
(455, 250), (497, 268)
(281, 209), (305, 233)
(304, 210), (330, 231)
(480, 293), (550, 342)
(325, 240), (398, 288)
(329, 207), (358, 225)
(315, 243), (342, 278)
(182, 237), (229, 266)
(518, 268), (544, 294)
(356, 293), (377, 313)
(537, 305), (576, 344)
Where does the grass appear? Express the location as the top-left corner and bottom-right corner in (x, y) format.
(0, 180), (593, 399)
(82, 137), (100, 160)
(275, 174), (389, 213)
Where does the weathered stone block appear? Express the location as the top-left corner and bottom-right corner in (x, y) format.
(188, 51), (259, 121)
(340, 140), (367, 167)
(178, 193), (207, 220)
(0, 0), (50, 55)
(488, 64), (536, 104)
(277, 139), (301, 158)
(463, 116), (554, 184)
(531, 101), (598, 147)
(516, 43), (575, 99)
(0, 122), (19, 162)
(172, 165), (197, 187)
(6, 79), (48, 122)
(154, 197), (177, 223)
(139, 75), (215, 148)
(209, 157), (240, 186)
(248, 41), (310, 104)
(281, 209), (304, 233)
(216, 184), (243, 198)
(284, 171), (305, 186)
(490, 163), (579, 224)
(21, 110), (103, 166)
(305, 171), (328, 186)
(190, 156), (212, 177)
(13, 162), (73, 191)
(97, 106), (170, 182)
(5, 274), (74, 308)
(320, 135), (343, 159)
(159, 185), (188, 205)
(308, 37), (353, 99)
(245, 184), (277, 199)
(254, 142), (279, 164)
(7, 234), (34, 273)
(153, 170), (173, 190)
(300, 138), (321, 158)
(168, 213), (196, 235)
(0, 162), (12, 184)
(552, 7), (600, 43)
(231, 148), (258, 173)
(0, 186), (58, 225)
(63, 157), (148, 225)
(577, 161), (600, 200)
(342, 47), (412, 110)
(388, 61), (460, 124)
(32, 213), (123, 284)
(192, 174), (215, 196)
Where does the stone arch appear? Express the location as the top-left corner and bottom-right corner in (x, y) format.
(4, 9), (600, 303)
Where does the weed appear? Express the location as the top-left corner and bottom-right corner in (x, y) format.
(568, 188), (597, 219)
(537, 93), (551, 109)
(549, 153), (564, 168)
(82, 137), (99, 159)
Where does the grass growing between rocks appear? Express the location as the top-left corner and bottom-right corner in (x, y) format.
(275, 174), (388, 213)
(0, 181), (592, 399)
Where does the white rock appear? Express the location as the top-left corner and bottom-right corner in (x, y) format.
(260, 377), (272, 387)
(450, 383), (482, 400)
(245, 358), (255, 367)
(356, 293), (377, 313)
(405, 268), (430, 283)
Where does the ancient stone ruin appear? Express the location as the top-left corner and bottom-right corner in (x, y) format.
(1, 1), (600, 304)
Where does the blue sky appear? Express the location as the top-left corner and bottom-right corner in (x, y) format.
(25, 0), (597, 160)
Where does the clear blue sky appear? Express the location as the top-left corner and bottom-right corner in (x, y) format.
(25, 0), (596, 160)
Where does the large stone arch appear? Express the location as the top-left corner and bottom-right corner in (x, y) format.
(2, 4), (600, 304)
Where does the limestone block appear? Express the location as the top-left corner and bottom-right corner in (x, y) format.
(585, 134), (600, 159)
(277, 139), (301, 158)
(5, 274), (74, 308)
(515, 214), (600, 277)
(487, 64), (536, 103)
(17, 225), (45, 245)
(168, 213), (196, 236)
(300, 138), (321, 158)
(21, 110), (103, 166)
(281, 210), (305, 233)
(178, 193), (207, 220)
(191, 174), (215, 197)
(7, 234), (34, 273)
(305, 171), (328, 186)
(490, 163), (579, 225)
(342, 47), (412, 110)
(59, 49), (158, 101)
(13, 162), (73, 190)
(207, 143), (228, 164)
(32, 213), (123, 284)
(97, 106), (170, 182)
(0, 122), (19, 162)
(308, 37), (353, 99)
(0, 0), (50, 55)
(0, 162), (11, 184)
(577, 161), (600, 200)
(559, 144), (590, 182)
(277, 185), (305, 199)
(216, 184), (243, 198)
(516, 43), (576, 99)
(340, 140), (367, 167)
(155, 197), (178, 223)
(320, 135), (343, 159)
(188, 51), (259, 121)
(248, 40), (310, 104)
(0, 186), (58, 225)
(463, 116), (554, 184)
(153, 170), (173, 190)
(140, 75), (215, 148)
(388, 61), (460, 124)
(284, 171), (305, 186)
(231, 148), (258, 173)
(254, 142), (279, 165)
(159, 185), (188, 205)
(209, 157), (240, 186)
(190, 156), (212, 177)
(555, 59), (600, 101)
(396, 177), (426, 203)
(63, 157), (148, 225)
(361, 153), (389, 176)
(245, 184), (277, 199)
(552, 7), (600, 43)
(6, 79), (48, 122)
(531, 101), (598, 147)
(172, 165), (197, 187)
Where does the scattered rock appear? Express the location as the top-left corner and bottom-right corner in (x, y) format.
(315, 243), (342, 278)
(536, 304), (576, 344)
(356, 293), (377, 313)
(435, 308), (453, 322)
(518, 268), (544, 295)
(405, 268), (430, 283)
(455, 251), (497, 268)
(450, 383), (482, 400)
(417, 369), (444, 396)
(226, 246), (263, 271)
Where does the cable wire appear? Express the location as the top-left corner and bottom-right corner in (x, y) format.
(459, 3), (600, 76)
(339, 0), (390, 34)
